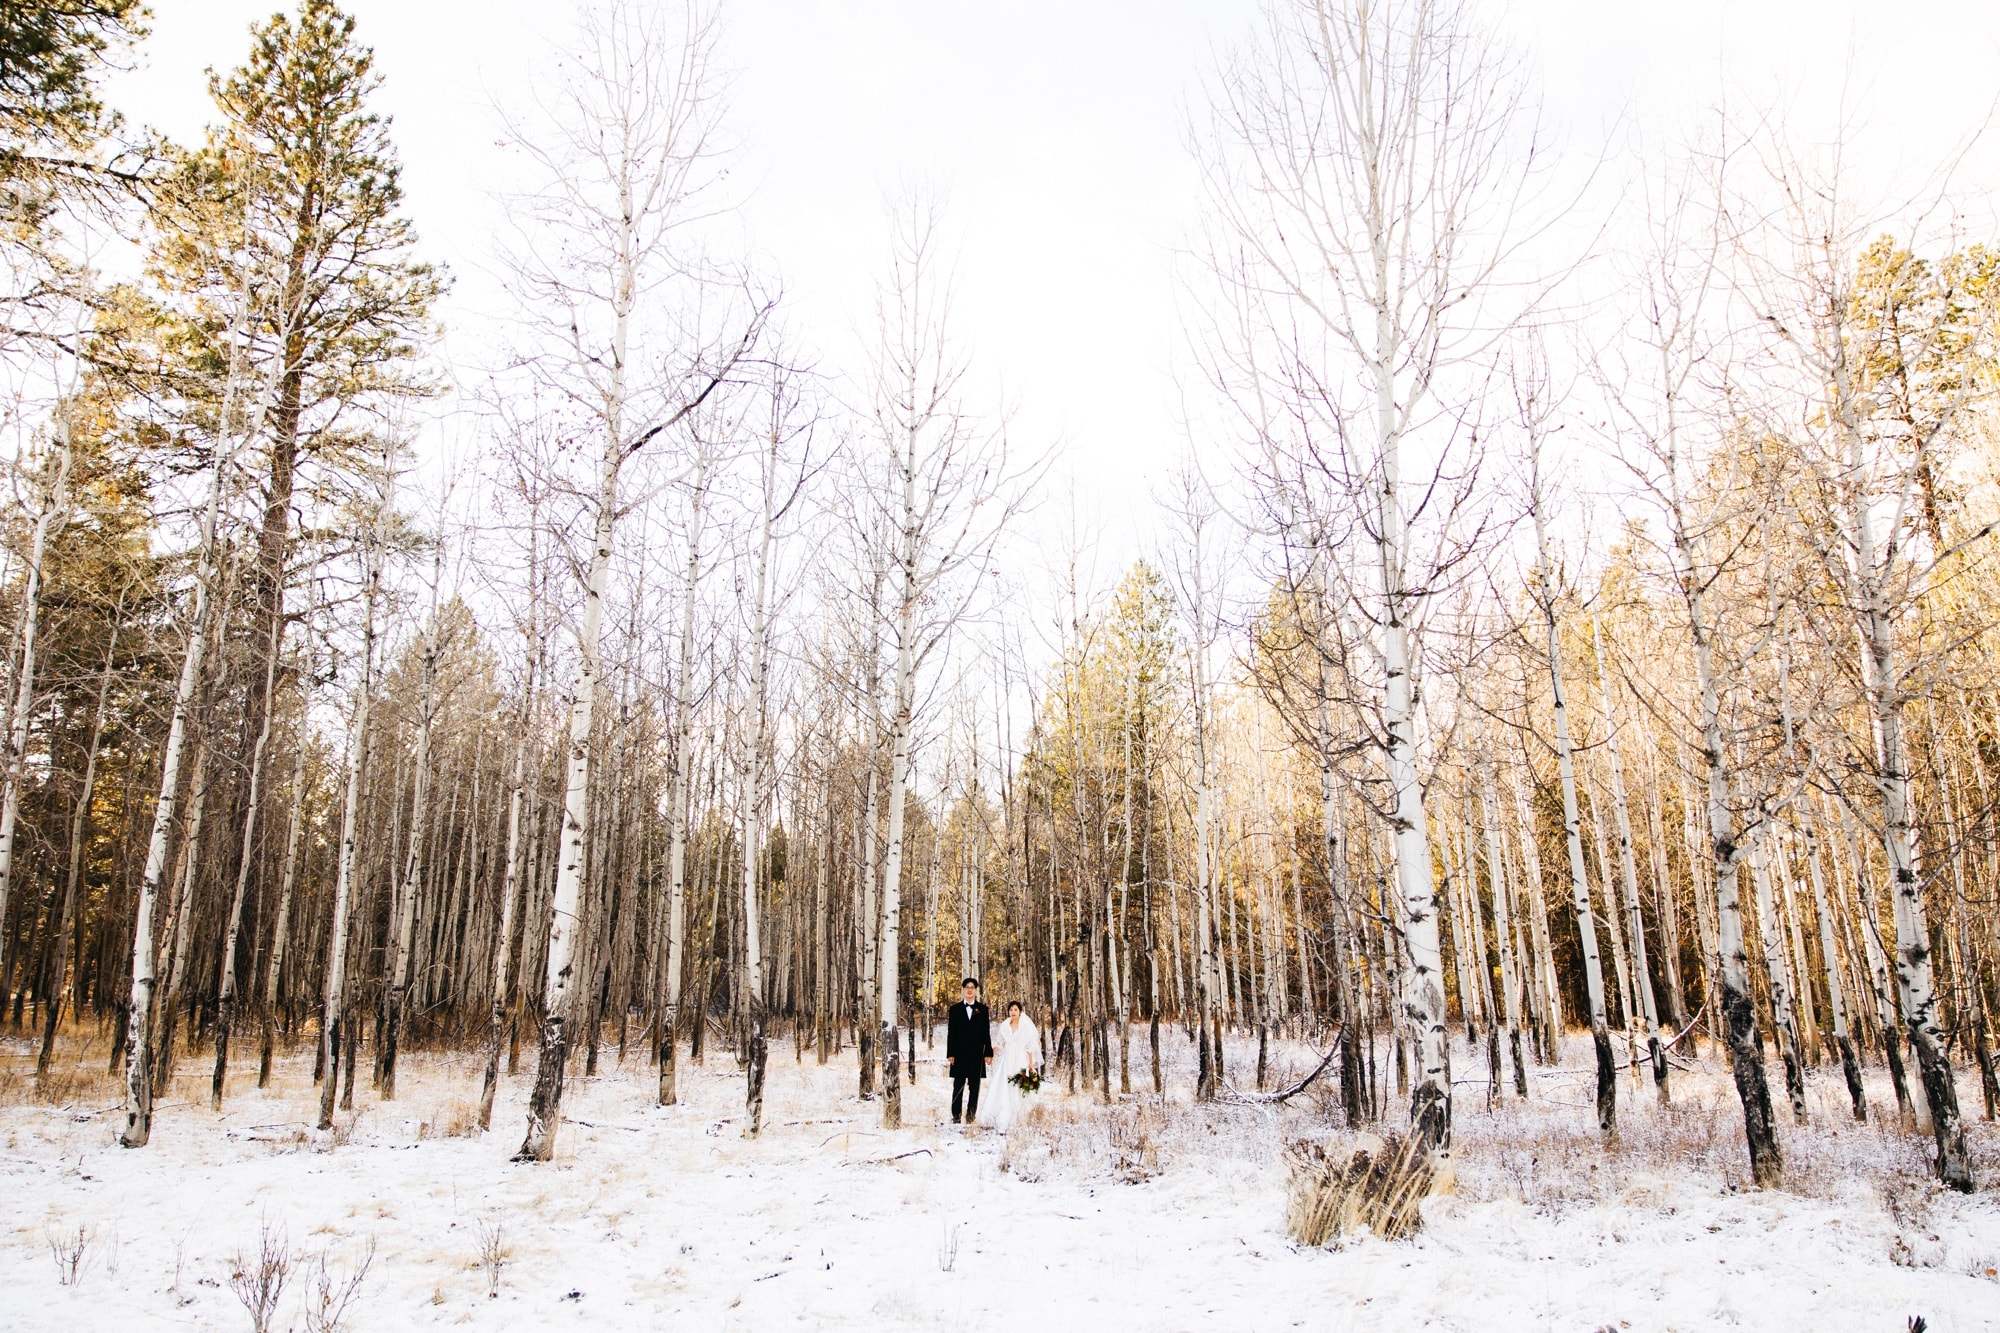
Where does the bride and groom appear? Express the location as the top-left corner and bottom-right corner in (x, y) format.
(944, 978), (1040, 1133)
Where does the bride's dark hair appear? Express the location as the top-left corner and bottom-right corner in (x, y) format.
(1007, 1001), (1024, 1014)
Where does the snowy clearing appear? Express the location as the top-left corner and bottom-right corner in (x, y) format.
(4, 1031), (1999, 1330)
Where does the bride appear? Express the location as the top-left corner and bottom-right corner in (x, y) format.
(987, 1001), (1041, 1133)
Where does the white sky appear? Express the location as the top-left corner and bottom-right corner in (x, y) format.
(101, 0), (2000, 584)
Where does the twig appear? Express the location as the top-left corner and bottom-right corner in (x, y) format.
(864, 1148), (933, 1165)
(1222, 1033), (1343, 1104)
(1662, 1005), (1707, 1051)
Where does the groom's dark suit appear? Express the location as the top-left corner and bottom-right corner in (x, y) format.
(946, 1000), (993, 1122)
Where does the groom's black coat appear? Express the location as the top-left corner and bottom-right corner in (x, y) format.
(945, 1001), (993, 1079)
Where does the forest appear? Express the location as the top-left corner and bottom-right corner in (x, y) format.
(4, 0), (1999, 1327)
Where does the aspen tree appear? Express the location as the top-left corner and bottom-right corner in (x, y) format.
(1592, 617), (1668, 1095)
(0, 410), (72, 974)
(120, 289), (262, 1149)
(379, 546), (442, 1099)
(658, 426), (717, 1106)
(860, 195), (1027, 1128)
(1738, 165), (1990, 1189)
(1200, 0), (1556, 1152)
(1596, 151), (1788, 1185)
(737, 361), (815, 1135)
(504, 0), (762, 1161)
(259, 585), (316, 1087)
(1524, 373), (1616, 1135)
(36, 597), (121, 1079)
(1480, 759), (1528, 1098)
(316, 438), (392, 1133)
(1804, 808), (1867, 1118)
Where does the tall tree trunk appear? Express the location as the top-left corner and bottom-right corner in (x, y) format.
(257, 587), (315, 1087)
(1749, 834), (1809, 1124)
(1535, 495), (1614, 1137)
(517, 424), (619, 1162)
(381, 566), (441, 1101)
(659, 458), (708, 1107)
(1841, 806), (1915, 1116)
(1593, 621), (1667, 1097)
(37, 612), (118, 1078)
(0, 434), (71, 981)
(258, 663), (311, 1088)
(212, 606), (285, 1108)
(318, 460), (389, 1133)
(121, 378), (236, 1147)
(1693, 631), (1782, 1185)
(1481, 765), (1528, 1099)
(1803, 811), (1865, 1120)
(480, 730), (528, 1130)
(1865, 614), (1973, 1188)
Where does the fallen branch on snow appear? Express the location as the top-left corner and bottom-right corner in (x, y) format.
(1221, 1032), (1343, 1105)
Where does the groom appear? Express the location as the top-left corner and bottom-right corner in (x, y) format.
(945, 977), (993, 1124)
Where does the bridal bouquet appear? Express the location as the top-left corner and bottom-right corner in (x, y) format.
(1008, 1068), (1042, 1094)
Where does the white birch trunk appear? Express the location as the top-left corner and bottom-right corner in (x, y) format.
(740, 424), (780, 1136)
(876, 579), (915, 1128)
(1860, 581), (1971, 1184)
(1804, 810), (1867, 1119)
(1749, 832), (1808, 1124)
(479, 730), (528, 1129)
(1481, 765), (1528, 1098)
(1688, 589), (1782, 1184)
(316, 472), (388, 1133)
(516, 441), (618, 1161)
(0, 435), (70, 962)
(658, 463), (706, 1104)
(120, 370), (238, 1147)
(258, 620), (313, 1088)
(381, 561), (441, 1100)
(1375, 338), (1450, 1154)
(1592, 619), (1667, 1096)
(211, 605), (284, 1109)
(1534, 489), (1614, 1134)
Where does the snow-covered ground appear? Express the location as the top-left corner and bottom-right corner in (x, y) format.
(3, 1028), (1998, 1330)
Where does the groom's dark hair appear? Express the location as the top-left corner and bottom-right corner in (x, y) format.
(961, 977), (979, 989)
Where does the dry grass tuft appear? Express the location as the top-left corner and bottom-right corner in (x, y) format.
(0, 1059), (120, 1110)
(418, 1098), (479, 1140)
(1284, 1132), (1437, 1245)
(999, 1099), (1168, 1182)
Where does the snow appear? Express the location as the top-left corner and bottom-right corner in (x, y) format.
(3, 1030), (1998, 1330)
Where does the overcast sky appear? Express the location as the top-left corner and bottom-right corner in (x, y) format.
(101, 0), (2000, 585)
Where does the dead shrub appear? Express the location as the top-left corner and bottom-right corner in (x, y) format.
(300, 1238), (375, 1333)
(475, 1216), (507, 1297)
(1107, 1105), (1160, 1183)
(1880, 1168), (1947, 1269)
(997, 1100), (1169, 1183)
(1284, 1132), (1437, 1245)
(316, 1112), (361, 1150)
(418, 1098), (478, 1140)
(228, 1220), (294, 1333)
(46, 1223), (90, 1286)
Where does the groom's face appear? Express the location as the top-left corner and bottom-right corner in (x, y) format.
(962, 984), (977, 1006)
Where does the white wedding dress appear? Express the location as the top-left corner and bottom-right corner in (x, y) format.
(987, 1013), (1042, 1133)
